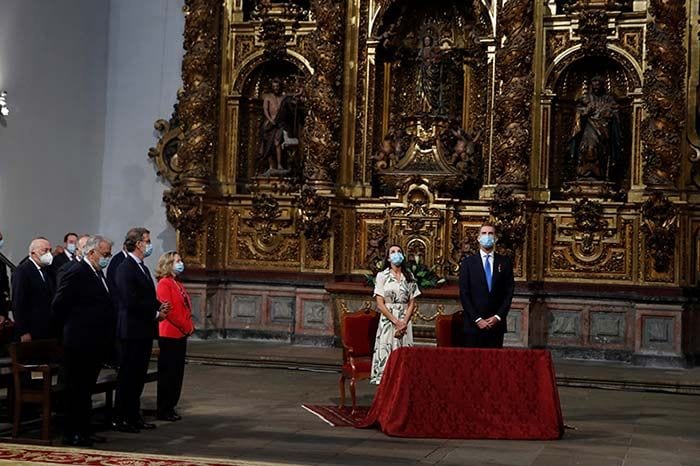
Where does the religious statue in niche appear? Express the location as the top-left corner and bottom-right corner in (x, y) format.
(568, 75), (622, 182)
(257, 77), (302, 177)
(417, 35), (446, 114)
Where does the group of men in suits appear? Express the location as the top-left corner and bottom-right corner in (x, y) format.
(7, 227), (169, 446)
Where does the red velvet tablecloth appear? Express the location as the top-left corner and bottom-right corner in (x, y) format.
(356, 347), (564, 439)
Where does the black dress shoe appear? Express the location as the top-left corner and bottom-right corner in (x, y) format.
(111, 420), (140, 433)
(135, 418), (156, 430)
(63, 433), (93, 447)
(157, 412), (179, 422)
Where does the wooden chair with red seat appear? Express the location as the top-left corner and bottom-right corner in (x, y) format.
(338, 308), (380, 414)
(435, 310), (465, 347)
(9, 339), (63, 443)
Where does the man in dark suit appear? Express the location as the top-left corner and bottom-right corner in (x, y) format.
(0, 230), (10, 323)
(52, 235), (116, 446)
(458, 223), (515, 348)
(52, 232), (79, 271)
(55, 234), (90, 286)
(103, 239), (127, 387)
(11, 237), (57, 342)
(113, 228), (169, 432)
(105, 241), (128, 299)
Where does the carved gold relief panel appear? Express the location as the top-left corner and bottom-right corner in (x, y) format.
(619, 29), (643, 63)
(205, 205), (228, 270)
(354, 211), (389, 273)
(226, 195), (302, 270)
(545, 30), (571, 64)
(233, 33), (257, 71)
(543, 203), (636, 282)
(692, 218), (700, 286)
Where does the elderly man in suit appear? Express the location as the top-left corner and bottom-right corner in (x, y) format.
(458, 223), (515, 348)
(52, 235), (116, 446)
(11, 237), (56, 342)
(113, 227), (169, 433)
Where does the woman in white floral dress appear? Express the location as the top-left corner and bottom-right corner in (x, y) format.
(370, 244), (421, 384)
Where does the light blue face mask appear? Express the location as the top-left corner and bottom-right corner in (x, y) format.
(144, 243), (154, 257)
(0, 239), (4, 249)
(98, 256), (111, 269)
(479, 235), (495, 249)
(174, 261), (185, 274)
(389, 251), (404, 266)
(66, 243), (77, 254)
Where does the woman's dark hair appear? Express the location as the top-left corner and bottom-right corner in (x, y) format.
(384, 244), (414, 282)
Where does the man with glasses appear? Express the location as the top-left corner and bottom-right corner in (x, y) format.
(52, 235), (115, 446)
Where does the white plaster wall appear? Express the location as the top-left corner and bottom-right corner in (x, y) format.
(98, 0), (184, 262)
(0, 0), (109, 261)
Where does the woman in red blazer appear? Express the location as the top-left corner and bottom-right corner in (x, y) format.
(155, 251), (194, 421)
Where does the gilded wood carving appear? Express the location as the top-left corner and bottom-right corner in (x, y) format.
(641, 0), (686, 187)
(492, 0), (534, 186)
(145, 0), (699, 292)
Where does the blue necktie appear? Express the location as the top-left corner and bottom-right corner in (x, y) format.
(484, 254), (492, 292)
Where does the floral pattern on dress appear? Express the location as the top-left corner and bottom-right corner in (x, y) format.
(370, 268), (421, 384)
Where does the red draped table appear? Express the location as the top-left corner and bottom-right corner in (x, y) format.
(356, 347), (564, 439)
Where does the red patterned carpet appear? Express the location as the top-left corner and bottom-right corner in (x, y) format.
(0, 443), (289, 466)
(301, 404), (370, 427)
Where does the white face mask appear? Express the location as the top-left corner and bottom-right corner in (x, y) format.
(39, 251), (53, 266)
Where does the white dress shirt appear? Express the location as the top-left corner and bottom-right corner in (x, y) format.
(30, 257), (45, 282)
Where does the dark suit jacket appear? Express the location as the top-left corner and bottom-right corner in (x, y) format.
(106, 250), (128, 299)
(458, 252), (515, 334)
(52, 260), (116, 352)
(55, 258), (80, 287)
(11, 259), (56, 339)
(51, 251), (74, 271)
(115, 255), (159, 340)
(0, 260), (9, 318)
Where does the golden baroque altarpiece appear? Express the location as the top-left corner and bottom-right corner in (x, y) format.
(149, 0), (700, 365)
